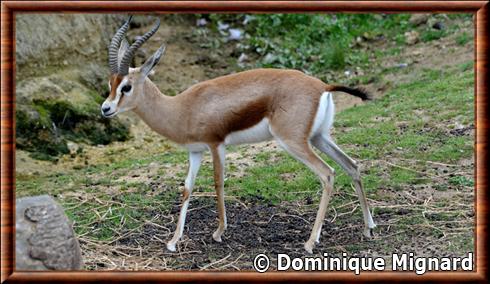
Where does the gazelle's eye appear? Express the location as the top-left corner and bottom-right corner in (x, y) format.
(121, 85), (132, 93)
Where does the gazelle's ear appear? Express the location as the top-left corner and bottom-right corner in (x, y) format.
(141, 44), (166, 78)
(117, 38), (129, 67)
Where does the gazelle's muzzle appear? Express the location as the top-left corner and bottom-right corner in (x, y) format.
(101, 100), (118, 118)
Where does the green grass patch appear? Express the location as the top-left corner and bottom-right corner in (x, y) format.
(203, 14), (412, 75)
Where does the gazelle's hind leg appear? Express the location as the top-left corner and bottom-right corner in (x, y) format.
(271, 130), (335, 253)
(312, 134), (376, 237)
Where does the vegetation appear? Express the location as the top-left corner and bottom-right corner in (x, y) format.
(241, 14), (409, 71)
(16, 13), (474, 270)
(199, 14), (471, 80)
(16, 82), (131, 161)
(16, 61), (474, 256)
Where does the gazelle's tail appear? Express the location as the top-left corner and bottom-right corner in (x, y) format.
(325, 85), (372, 101)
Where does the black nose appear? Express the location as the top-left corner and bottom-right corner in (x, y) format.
(102, 106), (111, 113)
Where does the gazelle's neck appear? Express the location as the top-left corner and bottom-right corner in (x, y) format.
(133, 79), (185, 143)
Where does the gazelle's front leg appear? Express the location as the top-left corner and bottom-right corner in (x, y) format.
(210, 144), (227, 242)
(166, 151), (203, 252)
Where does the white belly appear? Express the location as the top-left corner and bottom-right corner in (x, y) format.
(224, 118), (273, 145)
(182, 118), (272, 151)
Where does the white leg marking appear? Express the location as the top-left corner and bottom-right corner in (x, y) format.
(167, 151), (203, 251)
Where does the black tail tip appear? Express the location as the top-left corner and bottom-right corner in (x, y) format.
(355, 87), (373, 101)
(330, 85), (373, 101)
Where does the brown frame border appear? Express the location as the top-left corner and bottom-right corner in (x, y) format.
(1, 1), (488, 283)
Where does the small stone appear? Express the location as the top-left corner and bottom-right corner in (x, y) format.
(238, 53), (248, 63)
(66, 141), (79, 155)
(242, 15), (254, 25)
(263, 53), (277, 64)
(404, 31), (420, 45)
(409, 14), (430, 26)
(228, 29), (243, 41)
(196, 18), (207, 27)
(432, 22), (445, 30)
(218, 21), (229, 31)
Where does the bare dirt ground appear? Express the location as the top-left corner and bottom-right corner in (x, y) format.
(16, 16), (474, 271)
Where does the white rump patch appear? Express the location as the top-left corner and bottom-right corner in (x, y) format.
(310, 91), (335, 137)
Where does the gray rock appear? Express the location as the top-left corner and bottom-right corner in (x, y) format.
(16, 195), (83, 270)
(432, 22), (445, 30)
(16, 14), (125, 66)
(409, 14), (430, 26)
(404, 31), (420, 45)
(78, 63), (109, 95)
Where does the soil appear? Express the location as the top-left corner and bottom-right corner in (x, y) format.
(16, 15), (475, 271)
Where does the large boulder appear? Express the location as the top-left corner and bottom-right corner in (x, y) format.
(16, 195), (83, 270)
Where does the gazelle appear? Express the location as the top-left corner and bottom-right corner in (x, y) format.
(102, 17), (376, 254)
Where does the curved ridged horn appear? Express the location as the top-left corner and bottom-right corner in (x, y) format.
(119, 18), (161, 76)
(109, 16), (132, 75)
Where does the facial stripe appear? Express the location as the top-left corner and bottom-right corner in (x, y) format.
(108, 74), (123, 100)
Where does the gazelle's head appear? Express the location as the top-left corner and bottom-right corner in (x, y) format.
(101, 16), (165, 118)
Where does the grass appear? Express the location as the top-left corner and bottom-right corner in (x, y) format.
(15, 14), (474, 269)
(195, 13), (473, 85)
(16, 61), (474, 248)
(195, 14), (414, 78)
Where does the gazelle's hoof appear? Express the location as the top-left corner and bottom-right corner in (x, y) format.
(304, 240), (315, 254)
(363, 227), (374, 238)
(212, 230), (223, 242)
(166, 242), (176, 252)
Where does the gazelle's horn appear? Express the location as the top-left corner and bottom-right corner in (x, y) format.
(109, 16), (132, 75)
(119, 18), (161, 76)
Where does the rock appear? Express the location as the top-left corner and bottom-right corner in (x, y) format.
(78, 63), (109, 95)
(238, 53), (249, 63)
(66, 141), (80, 155)
(218, 21), (229, 31)
(409, 14), (430, 26)
(242, 15), (254, 25)
(228, 29), (243, 41)
(432, 22), (445, 30)
(263, 53), (277, 64)
(16, 14), (125, 66)
(16, 195), (83, 270)
(196, 18), (207, 27)
(404, 31), (420, 45)
(396, 63), (409, 68)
